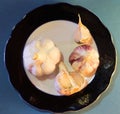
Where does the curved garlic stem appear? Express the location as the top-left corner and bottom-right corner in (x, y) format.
(78, 13), (82, 27)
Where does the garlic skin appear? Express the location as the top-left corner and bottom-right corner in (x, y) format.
(69, 44), (99, 77)
(74, 14), (93, 44)
(23, 38), (61, 78)
(55, 62), (87, 95)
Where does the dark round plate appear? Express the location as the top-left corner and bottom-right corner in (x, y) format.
(5, 3), (116, 113)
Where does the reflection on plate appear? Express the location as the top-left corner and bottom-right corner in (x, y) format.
(5, 3), (116, 113)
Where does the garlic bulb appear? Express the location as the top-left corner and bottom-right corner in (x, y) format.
(23, 38), (61, 78)
(69, 44), (99, 77)
(55, 62), (87, 95)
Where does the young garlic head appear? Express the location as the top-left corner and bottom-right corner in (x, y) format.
(23, 38), (61, 78)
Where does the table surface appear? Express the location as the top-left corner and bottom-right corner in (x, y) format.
(0, 0), (120, 114)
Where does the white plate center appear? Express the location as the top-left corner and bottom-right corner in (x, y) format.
(23, 20), (97, 95)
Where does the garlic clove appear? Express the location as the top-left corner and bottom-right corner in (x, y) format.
(55, 62), (86, 95)
(34, 60), (43, 77)
(74, 14), (93, 44)
(41, 57), (56, 75)
(48, 47), (61, 64)
(41, 38), (55, 50)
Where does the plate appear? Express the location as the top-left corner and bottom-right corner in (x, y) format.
(23, 20), (98, 96)
(5, 3), (116, 112)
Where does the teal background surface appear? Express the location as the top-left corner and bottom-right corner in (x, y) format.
(0, 0), (119, 114)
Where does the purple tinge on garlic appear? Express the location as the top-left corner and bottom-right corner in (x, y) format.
(69, 44), (99, 77)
